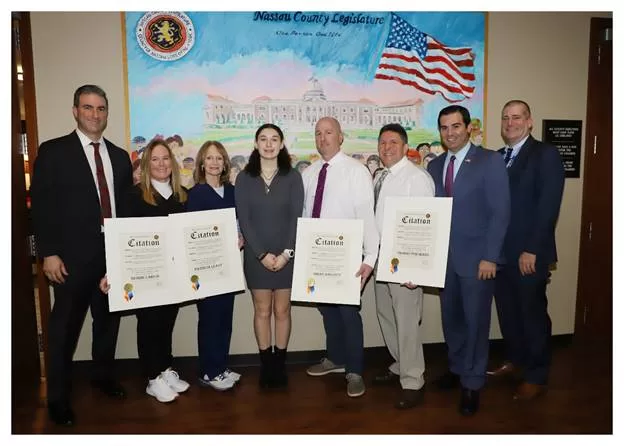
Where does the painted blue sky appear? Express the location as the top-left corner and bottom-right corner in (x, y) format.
(125, 11), (485, 140)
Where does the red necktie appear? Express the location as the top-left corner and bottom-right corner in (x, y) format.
(91, 142), (112, 223)
(444, 155), (456, 197)
(311, 163), (329, 218)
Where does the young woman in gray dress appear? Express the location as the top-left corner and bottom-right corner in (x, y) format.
(235, 124), (304, 388)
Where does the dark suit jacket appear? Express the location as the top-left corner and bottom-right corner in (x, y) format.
(120, 184), (187, 218)
(498, 135), (565, 266)
(31, 130), (132, 267)
(427, 144), (510, 277)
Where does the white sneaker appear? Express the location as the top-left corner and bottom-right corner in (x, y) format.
(223, 368), (241, 382)
(146, 376), (178, 403)
(161, 367), (190, 393)
(198, 372), (235, 391)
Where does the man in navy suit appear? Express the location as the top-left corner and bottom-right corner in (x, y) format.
(31, 85), (132, 426)
(488, 100), (565, 401)
(427, 105), (510, 416)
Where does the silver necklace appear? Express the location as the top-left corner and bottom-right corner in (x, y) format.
(260, 169), (277, 194)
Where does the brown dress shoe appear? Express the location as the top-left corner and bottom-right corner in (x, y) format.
(486, 361), (515, 377)
(513, 382), (546, 401)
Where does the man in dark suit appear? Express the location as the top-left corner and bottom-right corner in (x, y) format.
(31, 85), (132, 426)
(427, 105), (510, 416)
(488, 100), (565, 400)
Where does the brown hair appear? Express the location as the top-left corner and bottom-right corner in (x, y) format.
(73, 84), (108, 108)
(139, 139), (187, 205)
(193, 140), (231, 186)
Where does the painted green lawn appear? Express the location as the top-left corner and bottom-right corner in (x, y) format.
(186, 127), (439, 157)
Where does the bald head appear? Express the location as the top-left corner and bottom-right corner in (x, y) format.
(315, 116), (344, 161)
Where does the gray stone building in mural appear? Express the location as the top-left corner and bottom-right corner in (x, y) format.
(203, 77), (423, 130)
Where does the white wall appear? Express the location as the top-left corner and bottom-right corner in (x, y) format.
(29, 11), (611, 360)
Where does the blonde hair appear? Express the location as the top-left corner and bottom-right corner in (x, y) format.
(139, 139), (187, 205)
(193, 140), (231, 186)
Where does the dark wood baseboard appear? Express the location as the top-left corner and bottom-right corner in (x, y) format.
(70, 334), (576, 372)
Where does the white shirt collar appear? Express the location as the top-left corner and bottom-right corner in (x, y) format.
(387, 156), (410, 174)
(322, 150), (347, 166)
(447, 140), (471, 164)
(76, 128), (104, 148)
(151, 178), (173, 199)
(508, 134), (530, 153)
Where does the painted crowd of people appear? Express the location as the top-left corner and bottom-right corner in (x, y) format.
(31, 85), (565, 426)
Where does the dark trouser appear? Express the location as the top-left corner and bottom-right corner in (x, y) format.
(196, 293), (235, 379)
(318, 303), (363, 375)
(440, 268), (494, 391)
(46, 251), (120, 404)
(136, 303), (179, 380)
(494, 262), (552, 385)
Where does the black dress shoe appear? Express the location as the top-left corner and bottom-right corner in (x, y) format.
(395, 387), (425, 409)
(372, 369), (400, 386)
(433, 371), (460, 390)
(91, 379), (127, 399)
(459, 388), (480, 416)
(48, 401), (74, 426)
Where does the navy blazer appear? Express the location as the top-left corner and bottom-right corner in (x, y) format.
(427, 144), (510, 277)
(31, 130), (132, 265)
(186, 182), (236, 213)
(498, 135), (564, 266)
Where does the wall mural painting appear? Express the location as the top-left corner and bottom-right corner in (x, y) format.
(124, 11), (487, 185)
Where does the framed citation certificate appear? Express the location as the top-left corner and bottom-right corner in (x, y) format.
(104, 216), (176, 311)
(104, 208), (245, 311)
(376, 197), (452, 288)
(291, 218), (364, 305)
(168, 208), (245, 301)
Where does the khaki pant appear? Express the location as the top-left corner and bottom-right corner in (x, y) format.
(374, 274), (425, 390)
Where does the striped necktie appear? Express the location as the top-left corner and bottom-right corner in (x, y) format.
(503, 147), (513, 167)
(373, 168), (389, 211)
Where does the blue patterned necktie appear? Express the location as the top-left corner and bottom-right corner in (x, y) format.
(503, 147), (513, 167)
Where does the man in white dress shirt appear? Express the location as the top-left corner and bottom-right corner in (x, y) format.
(302, 117), (379, 398)
(370, 123), (435, 409)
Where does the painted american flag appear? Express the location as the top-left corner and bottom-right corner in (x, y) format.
(375, 13), (476, 103)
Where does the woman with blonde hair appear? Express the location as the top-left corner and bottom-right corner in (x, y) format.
(187, 140), (243, 391)
(101, 138), (190, 403)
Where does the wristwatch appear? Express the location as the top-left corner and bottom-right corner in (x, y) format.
(283, 249), (294, 259)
